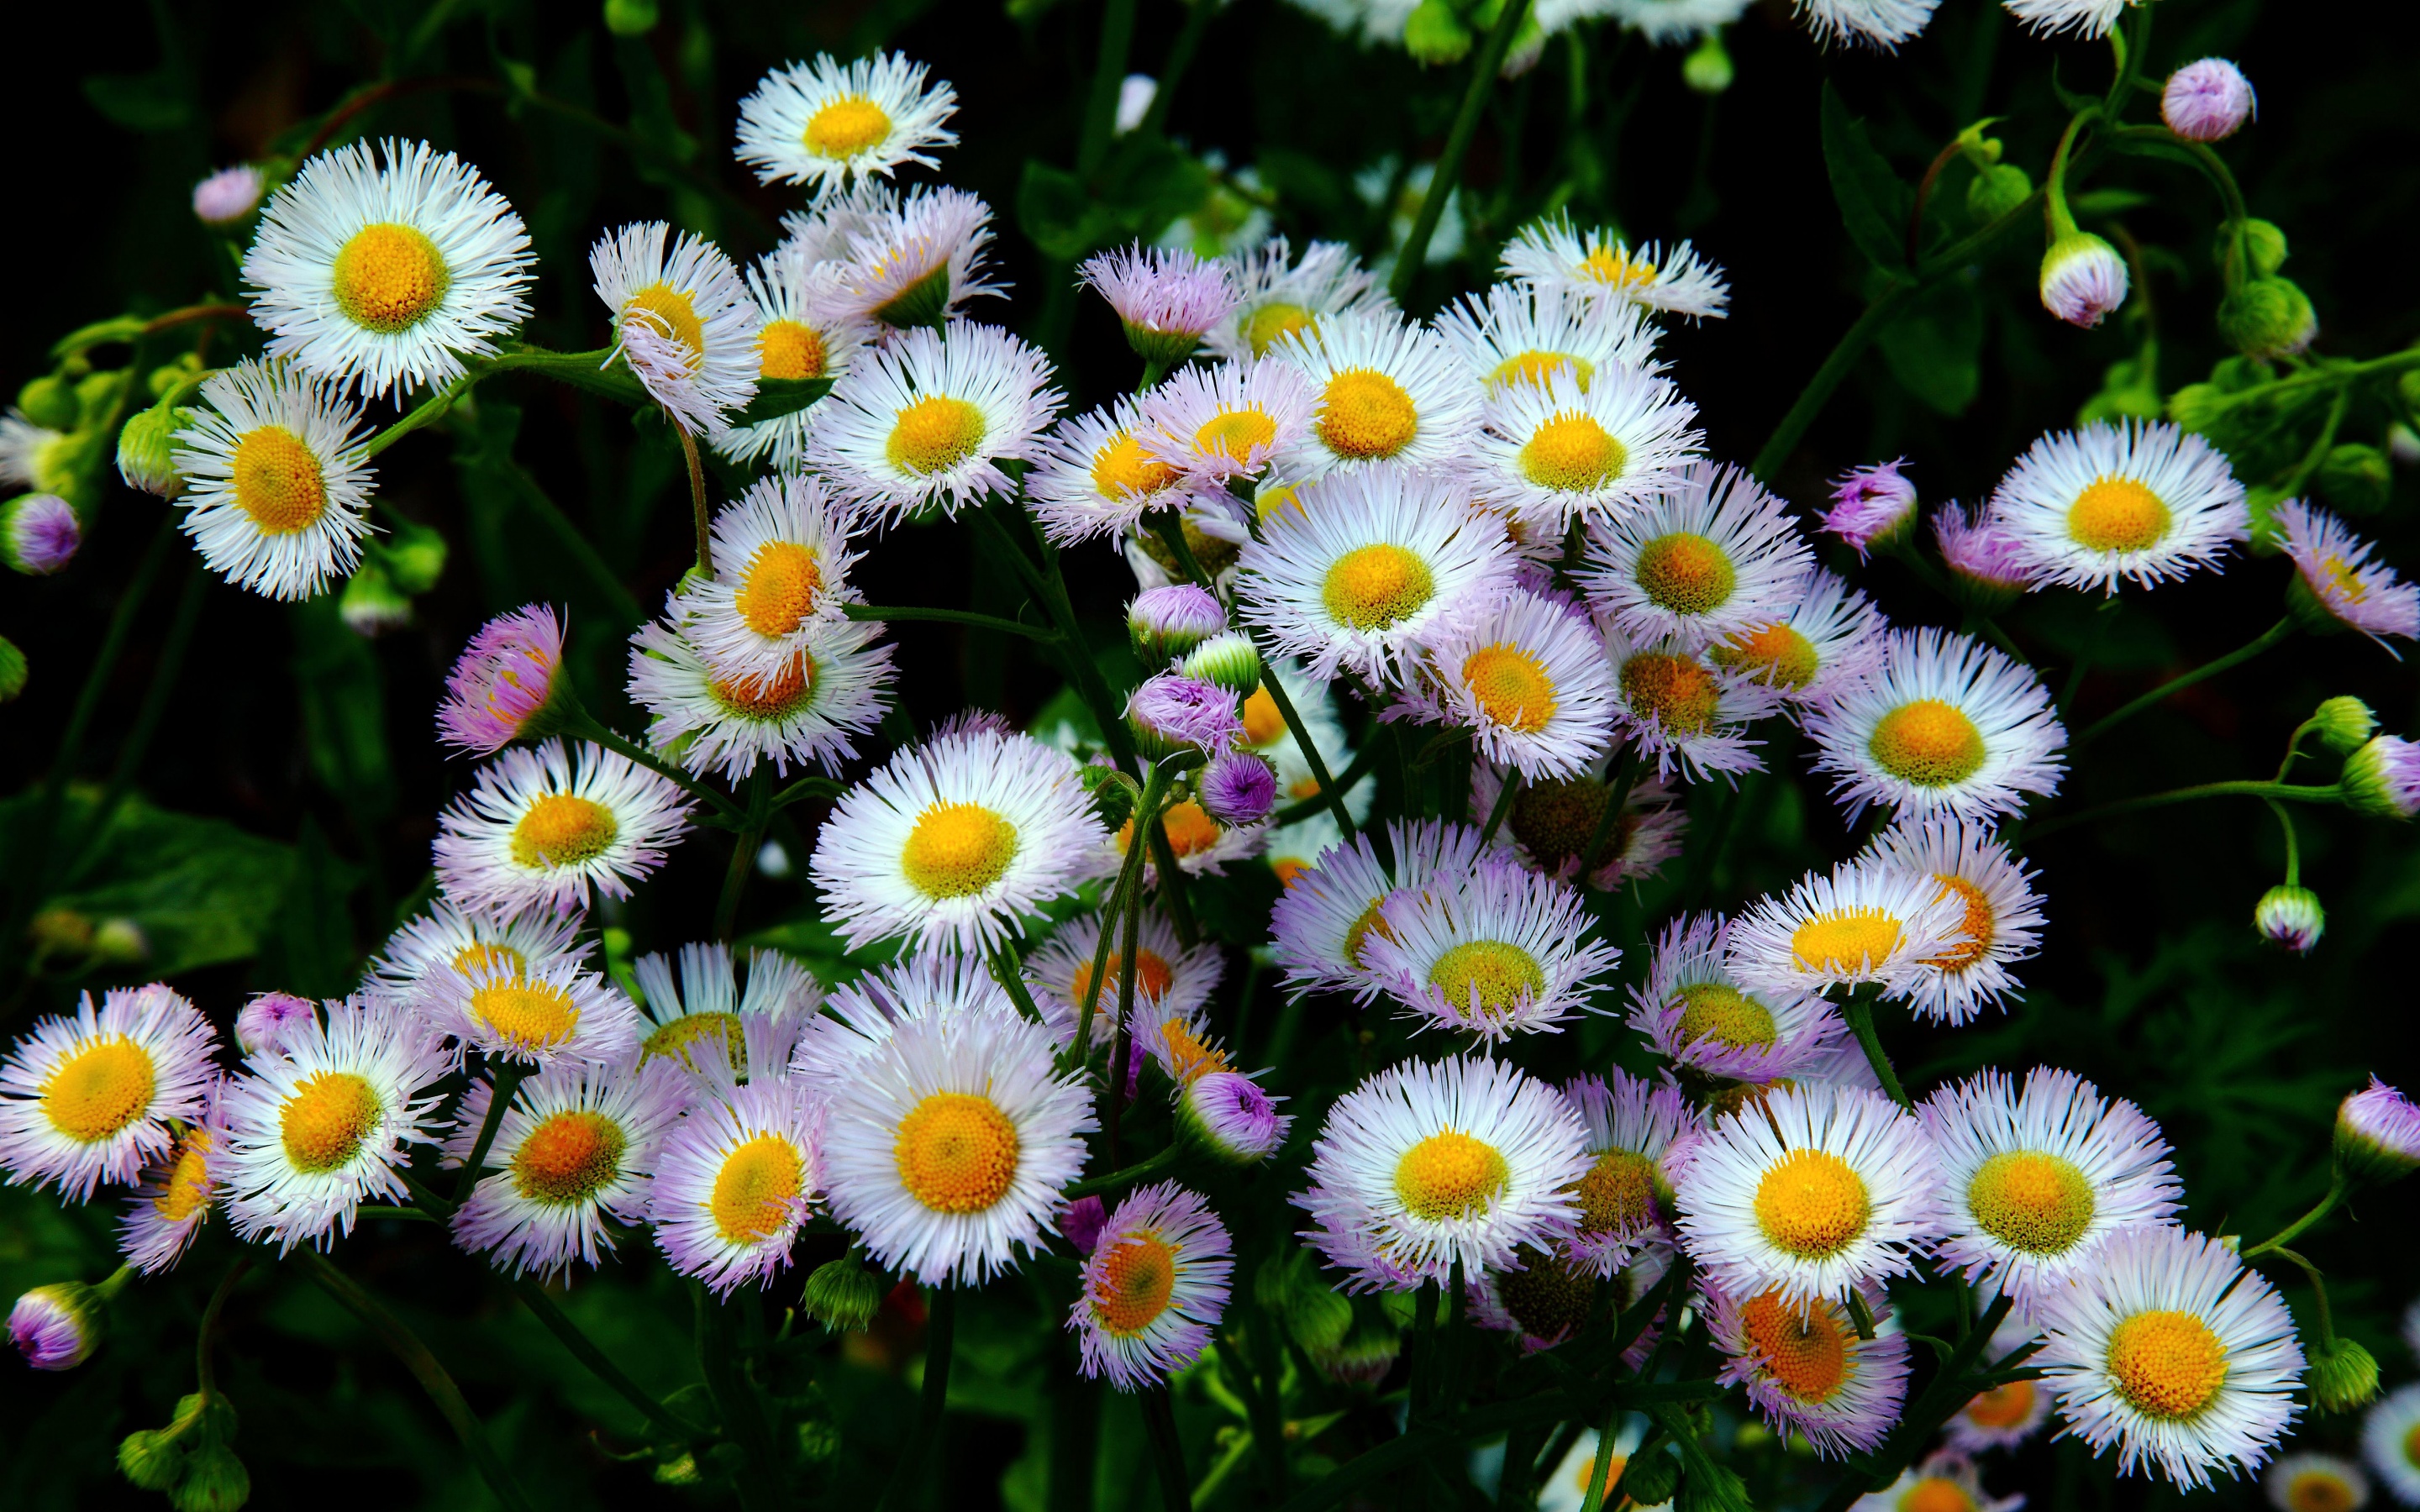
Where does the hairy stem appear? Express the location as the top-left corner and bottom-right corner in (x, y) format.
(1840, 992), (1912, 1110)
(2026, 779), (2341, 843)
(2077, 617), (2294, 747)
(1389, 0), (1534, 303)
(453, 1063), (530, 1205)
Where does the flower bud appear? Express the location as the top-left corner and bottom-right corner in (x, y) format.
(3, 492), (82, 575)
(1965, 163), (2033, 224)
(0, 634), (24, 703)
(2317, 444), (2391, 517)
(1317, 1304), (1402, 1387)
(2039, 231), (2128, 328)
(2312, 697), (2377, 754)
(1197, 750), (1277, 826)
(602, 0), (660, 35)
(2217, 218), (2289, 279)
(1114, 74), (1156, 137)
(2254, 885), (2323, 954)
(17, 374), (78, 431)
(236, 992), (318, 1058)
(171, 1442), (249, 1512)
(1125, 672), (1243, 759)
(92, 918), (150, 967)
(382, 519), (450, 594)
(1933, 502), (2033, 612)
(340, 559), (413, 638)
(1127, 584), (1226, 666)
(1177, 1068), (1292, 1165)
(2333, 1078), (2420, 1188)
(802, 1253), (884, 1333)
(1618, 1445), (1682, 1506)
(2161, 59), (2255, 143)
(1075, 760), (1139, 831)
(117, 405), (191, 499)
(2217, 276), (2317, 360)
(1180, 631), (1261, 696)
(1819, 459), (1918, 559)
(2307, 1336), (2381, 1414)
(437, 605), (572, 754)
(118, 1427), (189, 1492)
(1255, 1251), (1351, 1356)
(191, 165), (266, 228)
(1403, 0), (1472, 66)
(10, 1283), (103, 1371)
(2166, 382), (2229, 435)
(1682, 34), (1733, 95)
(2341, 735), (2420, 820)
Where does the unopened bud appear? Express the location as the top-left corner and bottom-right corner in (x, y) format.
(2307, 1336), (2381, 1414)
(1181, 631), (1260, 695)
(1681, 34), (1733, 95)
(117, 405), (191, 499)
(2217, 218), (2289, 279)
(1127, 584), (1226, 666)
(1076, 760), (1139, 830)
(1178, 1068), (1292, 1165)
(171, 1442), (249, 1512)
(2334, 1078), (2420, 1188)
(118, 1428), (188, 1492)
(3, 493), (82, 575)
(191, 165), (266, 228)
(1966, 163), (2033, 224)
(2341, 735), (2420, 820)
(602, 0), (659, 35)
(1197, 750), (1277, 826)
(1403, 0), (1472, 66)
(10, 1282), (103, 1371)
(2161, 59), (2255, 143)
(802, 1253), (884, 1333)
(2312, 697), (2377, 754)
(17, 375), (78, 431)
(1618, 1445), (1682, 1506)
(91, 918), (150, 967)
(339, 559), (413, 638)
(2039, 231), (2128, 329)
(2317, 444), (2391, 517)
(2217, 276), (2317, 360)
(2253, 885), (2323, 954)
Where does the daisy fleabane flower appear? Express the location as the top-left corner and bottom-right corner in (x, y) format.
(170, 360), (376, 601)
(1207, 237), (1396, 363)
(1674, 1081), (1946, 1309)
(1946, 1320), (2057, 1453)
(2004, 0), (2130, 40)
(1580, 461), (1813, 654)
(819, 1007), (1094, 1284)
(1500, 213), (1730, 319)
(1864, 816), (2045, 1024)
(446, 1057), (688, 1279)
(242, 138), (534, 399)
(420, 954), (644, 1069)
(675, 472), (864, 683)
(1626, 913), (1844, 1084)
(1268, 310), (1482, 480)
(1805, 626), (2066, 824)
(1434, 280), (1660, 398)
(715, 242), (871, 470)
(1706, 567), (1885, 705)
(789, 950), (1020, 1095)
(2033, 1225), (2303, 1489)
(1296, 1055), (1591, 1289)
(1392, 588), (1619, 780)
(1463, 366), (1703, 535)
(1851, 1452), (2024, 1512)
(1820, 458), (1918, 558)
(1269, 818), (1491, 999)
(808, 323), (1060, 523)
(651, 1075), (823, 1292)
(1028, 396), (1201, 545)
(220, 996), (452, 1252)
(1559, 1071), (1697, 1277)
(1933, 501), (2038, 605)
(1724, 858), (1969, 1000)
(2264, 1455), (2370, 1512)
(438, 605), (569, 756)
(117, 1082), (229, 1274)
(1470, 756), (1688, 890)
(1920, 1067), (2182, 1304)
(363, 897), (588, 1015)
(1601, 625), (1784, 784)
(2278, 499), (2420, 647)
(1069, 1182), (1234, 1390)
(1137, 359), (1318, 486)
(627, 613), (893, 782)
(591, 221), (761, 436)
(733, 51), (958, 197)
(1360, 855), (1623, 1041)
(1707, 1278), (1912, 1457)
(634, 941), (821, 1075)
(1991, 420), (2249, 596)
(2364, 1383), (2420, 1507)
(0, 984), (218, 1201)
(1080, 244), (1240, 367)
(1794, 0), (1945, 49)
(812, 184), (1005, 332)
(432, 738), (696, 915)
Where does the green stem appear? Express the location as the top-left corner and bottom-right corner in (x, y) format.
(2044, 107), (2102, 241)
(1388, 0), (1534, 304)
(2265, 798), (2302, 886)
(2243, 1179), (2342, 1258)
(509, 1278), (692, 1442)
(1812, 1293), (2017, 1512)
(1841, 991), (1912, 1110)
(1077, 0), (1139, 178)
(1140, 1387), (1193, 1512)
(1272, 736), (1376, 826)
(569, 713), (745, 823)
(195, 1255), (254, 1401)
(1250, 653), (1355, 838)
(1073, 769), (1165, 1071)
(453, 1063), (530, 1205)
(1749, 285), (1917, 482)
(1064, 1144), (1183, 1200)
(1211, 1332), (1288, 1498)
(1138, 0), (1219, 139)
(845, 604), (1061, 641)
(1476, 768), (1521, 848)
(1578, 745), (1641, 886)
(2265, 1247), (2335, 1341)
(2077, 617), (2294, 747)
(714, 774), (772, 942)
(1574, 1394), (1626, 1512)
(877, 1284), (957, 1512)
(676, 419), (714, 576)
(2026, 779), (2340, 843)
(989, 937), (1051, 1026)
(694, 1284), (785, 1511)
(59, 554), (209, 889)
(976, 503), (1139, 776)
(1102, 856), (1148, 1168)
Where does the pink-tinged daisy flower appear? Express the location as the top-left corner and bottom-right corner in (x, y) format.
(438, 605), (569, 756)
(1392, 588), (1620, 781)
(1933, 501), (2038, 606)
(1080, 244), (1239, 367)
(1500, 214), (1731, 319)
(626, 613), (893, 783)
(2265, 1454), (2370, 1512)
(1626, 913), (1844, 1084)
(1462, 366), (1703, 536)
(590, 221), (760, 437)
(445, 1057), (688, 1279)
(811, 184), (1006, 333)
(2040, 231), (2130, 328)
(674, 471), (865, 684)
(1069, 1182), (1234, 1389)
(419, 954), (642, 1069)
(170, 359), (377, 601)
(650, 1076), (823, 1293)
(1434, 281), (1661, 398)
(1296, 1055), (1591, 1290)
(2163, 59), (2255, 142)
(1706, 1278), (1911, 1457)
(0, 984), (218, 1201)
(1023, 911), (1223, 1057)
(1029, 396), (1202, 547)
(1205, 238), (1395, 364)
(733, 51), (958, 197)
(1559, 1071), (1697, 1278)
(434, 739), (693, 916)
(1945, 1320), (2056, 1453)
(2335, 1078), (2420, 1187)
(1723, 858), (1970, 1000)
(1270, 817), (1491, 999)
(818, 1007), (1094, 1284)
(2278, 499), (2419, 647)
(1198, 750), (1278, 826)
(1137, 359), (1318, 485)
(1851, 1451), (2025, 1512)
(1581, 461), (1812, 654)
(1819, 459), (1918, 558)
(117, 1082), (230, 1274)
(1360, 856), (1623, 1041)
(1705, 568), (1886, 706)
(1176, 1071), (1292, 1166)
(2033, 1226), (2303, 1489)
(1470, 753), (1687, 890)
(1601, 626), (1783, 784)
(1991, 420), (2248, 595)
(1920, 1067), (2181, 1304)
(1267, 310), (1482, 481)
(2343, 736), (2420, 821)
(1125, 672), (1244, 758)
(12, 1282), (113, 1370)
(1863, 816), (2046, 1025)
(789, 950), (1019, 1097)
(192, 164), (266, 226)
(1674, 1081), (1945, 1310)
(2363, 1383), (2420, 1505)
(219, 996), (451, 1252)
(1, 492), (82, 575)
(807, 322), (1060, 523)
(1804, 626), (2065, 824)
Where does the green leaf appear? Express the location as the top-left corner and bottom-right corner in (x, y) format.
(291, 595), (395, 819)
(254, 815), (363, 999)
(1016, 159), (1111, 265)
(1818, 81), (1912, 275)
(1877, 275), (1984, 417)
(731, 377), (834, 428)
(82, 72), (192, 133)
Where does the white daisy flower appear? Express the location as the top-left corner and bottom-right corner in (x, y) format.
(1500, 215), (1731, 319)
(1136, 359), (1318, 486)
(1991, 420), (2249, 596)
(1705, 567), (1885, 705)
(671, 471), (865, 683)
(1069, 1182), (1234, 1390)
(1360, 855), (1623, 1040)
(1266, 311), (1481, 480)
(789, 949), (1020, 1097)
(1626, 913), (1845, 1084)
(819, 1006), (1094, 1284)
(633, 941), (821, 1077)
(1920, 1067), (2182, 1304)
(807, 322), (1060, 523)
(1265, 811), (1344, 890)
(650, 1075), (824, 1293)
(808, 722), (1111, 953)
(418, 954), (644, 1069)
(1538, 1419), (1655, 1512)
(1434, 281), (1661, 397)
(810, 184), (1004, 332)
(1023, 911), (1224, 1055)
(713, 243), (871, 470)
(1793, 0), (1944, 48)
(2002, 0), (2130, 40)
(2033, 1226), (2303, 1489)
(1724, 858), (1969, 1000)
(1805, 626), (2067, 824)
(1028, 396), (1202, 546)
(1707, 1277), (1912, 1458)
(1560, 1070), (1698, 1277)
(241, 138), (534, 398)
(446, 1057), (688, 1278)
(432, 738), (697, 916)
(1580, 462), (1813, 654)
(1235, 468), (1516, 684)
(627, 614), (894, 782)
(169, 360), (376, 601)
(1391, 588), (1620, 780)
(0, 984), (218, 1201)
(733, 51), (958, 197)
(1296, 1055), (1591, 1289)
(590, 221), (761, 436)
(1464, 367), (1704, 535)
(1674, 1081), (1945, 1310)
(2364, 1383), (2420, 1507)
(1945, 1320), (2055, 1452)
(1598, 0), (1755, 45)
(1602, 624), (1784, 783)
(1206, 238), (1396, 364)
(364, 899), (589, 1015)
(117, 1083), (229, 1274)
(1862, 816), (2045, 1024)
(220, 996), (452, 1252)
(1270, 818), (1491, 999)
(2265, 1454), (2371, 1512)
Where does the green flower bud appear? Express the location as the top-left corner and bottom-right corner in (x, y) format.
(117, 1428), (188, 1492)
(2317, 444), (2391, 517)
(2166, 382), (2230, 434)
(652, 1452), (702, 1485)
(1181, 632), (1261, 695)
(0, 634), (24, 702)
(1965, 162), (2033, 224)
(2253, 885), (2323, 954)
(602, 0), (659, 34)
(1075, 761), (1138, 830)
(2220, 218), (2290, 278)
(1682, 34), (1733, 95)
(796, 1417), (842, 1464)
(2217, 276), (2317, 360)
(2307, 1336), (2381, 1414)
(1403, 0), (1473, 66)
(1618, 1446), (1682, 1506)
(17, 374), (79, 431)
(383, 520), (449, 594)
(1256, 1252), (1352, 1357)
(802, 1253), (884, 1333)
(91, 918), (150, 967)
(76, 369), (129, 430)
(117, 404), (191, 499)
(339, 559), (412, 638)
(2341, 735), (2420, 820)
(170, 1443), (249, 1512)
(2312, 696), (2377, 754)
(148, 356), (203, 400)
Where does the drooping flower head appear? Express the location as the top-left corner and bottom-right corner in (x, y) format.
(2163, 59), (2256, 142)
(2040, 231), (2130, 328)
(433, 739), (695, 916)
(1819, 459), (1918, 558)
(0, 984), (218, 1201)
(9, 1283), (109, 1372)
(590, 221), (761, 436)
(438, 605), (570, 756)
(1068, 1182), (1234, 1390)
(1, 492), (82, 575)
(733, 51), (959, 197)
(2342, 736), (2420, 821)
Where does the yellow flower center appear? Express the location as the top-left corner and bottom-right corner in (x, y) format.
(1508, 777), (1617, 871)
(1272, 858), (1310, 888)
(1711, 622), (1820, 690)
(1157, 1019), (1229, 1084)
(510, 794), (619, 870)
(886, 394), (987, 476)
(624, 283), (705, 367)
(468, 977), (584, 1052)
(1753, 1148), (1871, 1257)
(1245, 302), (1313, 357)
(1092, 1232), (1180, 1335)
(641, 1011), (747, 1072)
(1394, 1129), (1510, 1221)
(735, 540), (826, 638)
(1868, 700), (1987, 787)
(331, 222), (450, 333)
(1426, 940), (1547, 1021)
(1194, 406), (1277, 462)
(1240, 685), (1287, 748)
(894, 1091), (1021, 1214)
(1071, 948), (1176, 1010)
(711, 653), (817, 722)
(154, 1128), (213, 1222)
(2407, 1424), (2420, 1473)
(230, 426), (328, 534)
(1634, 532), (1737, 617)
(452, 942), (527, 977)
(1257, 481), (1304, 522)
(1968, 1150), (2096, 1255)
(41, 1037), (156, 1143)
(2286, 1473), (2360, 1512)
(1580, 245), (1657, 288)
(900, 801), (1019, 899)
(1790, 908), (1904, 976)
(280, 1071), (382, 1174)
(2317, 554), (2368, 603)
(1090, 429), (1181, 501)
(756, 319), (828, 381)
(1924, 874), (1994, 969)
(1487, 349), (1593, 391)
(2105, 1310), (2228, 1421)
(803, 95), (892, 158)
(1518, 411), (1625, 493)
(1315, 369), (1419, 460)
(1741, 1288), (1851, 1402)
(1343, 896), (1394, 968)
(512, 1110), (627, 1203)
(1901, 1478), (1976, 1512)
(1161, 801), (1223, 857)
(1572, 1451), (1626, 1502)
(1574, 1147), (1658, 1236)
(1620, 651), (1719, 735)
(1322, 543), (1434, 631)
(1461, 644), (1559, 732)
(1961, 1378), (2037, 1429)
(1675, 981), (1778, 1049)
(2068, 477), (2171, 553)
(710, 1133), (805, 1243)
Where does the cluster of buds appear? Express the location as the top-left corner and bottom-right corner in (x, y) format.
(1123, 586), (1279, 827)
